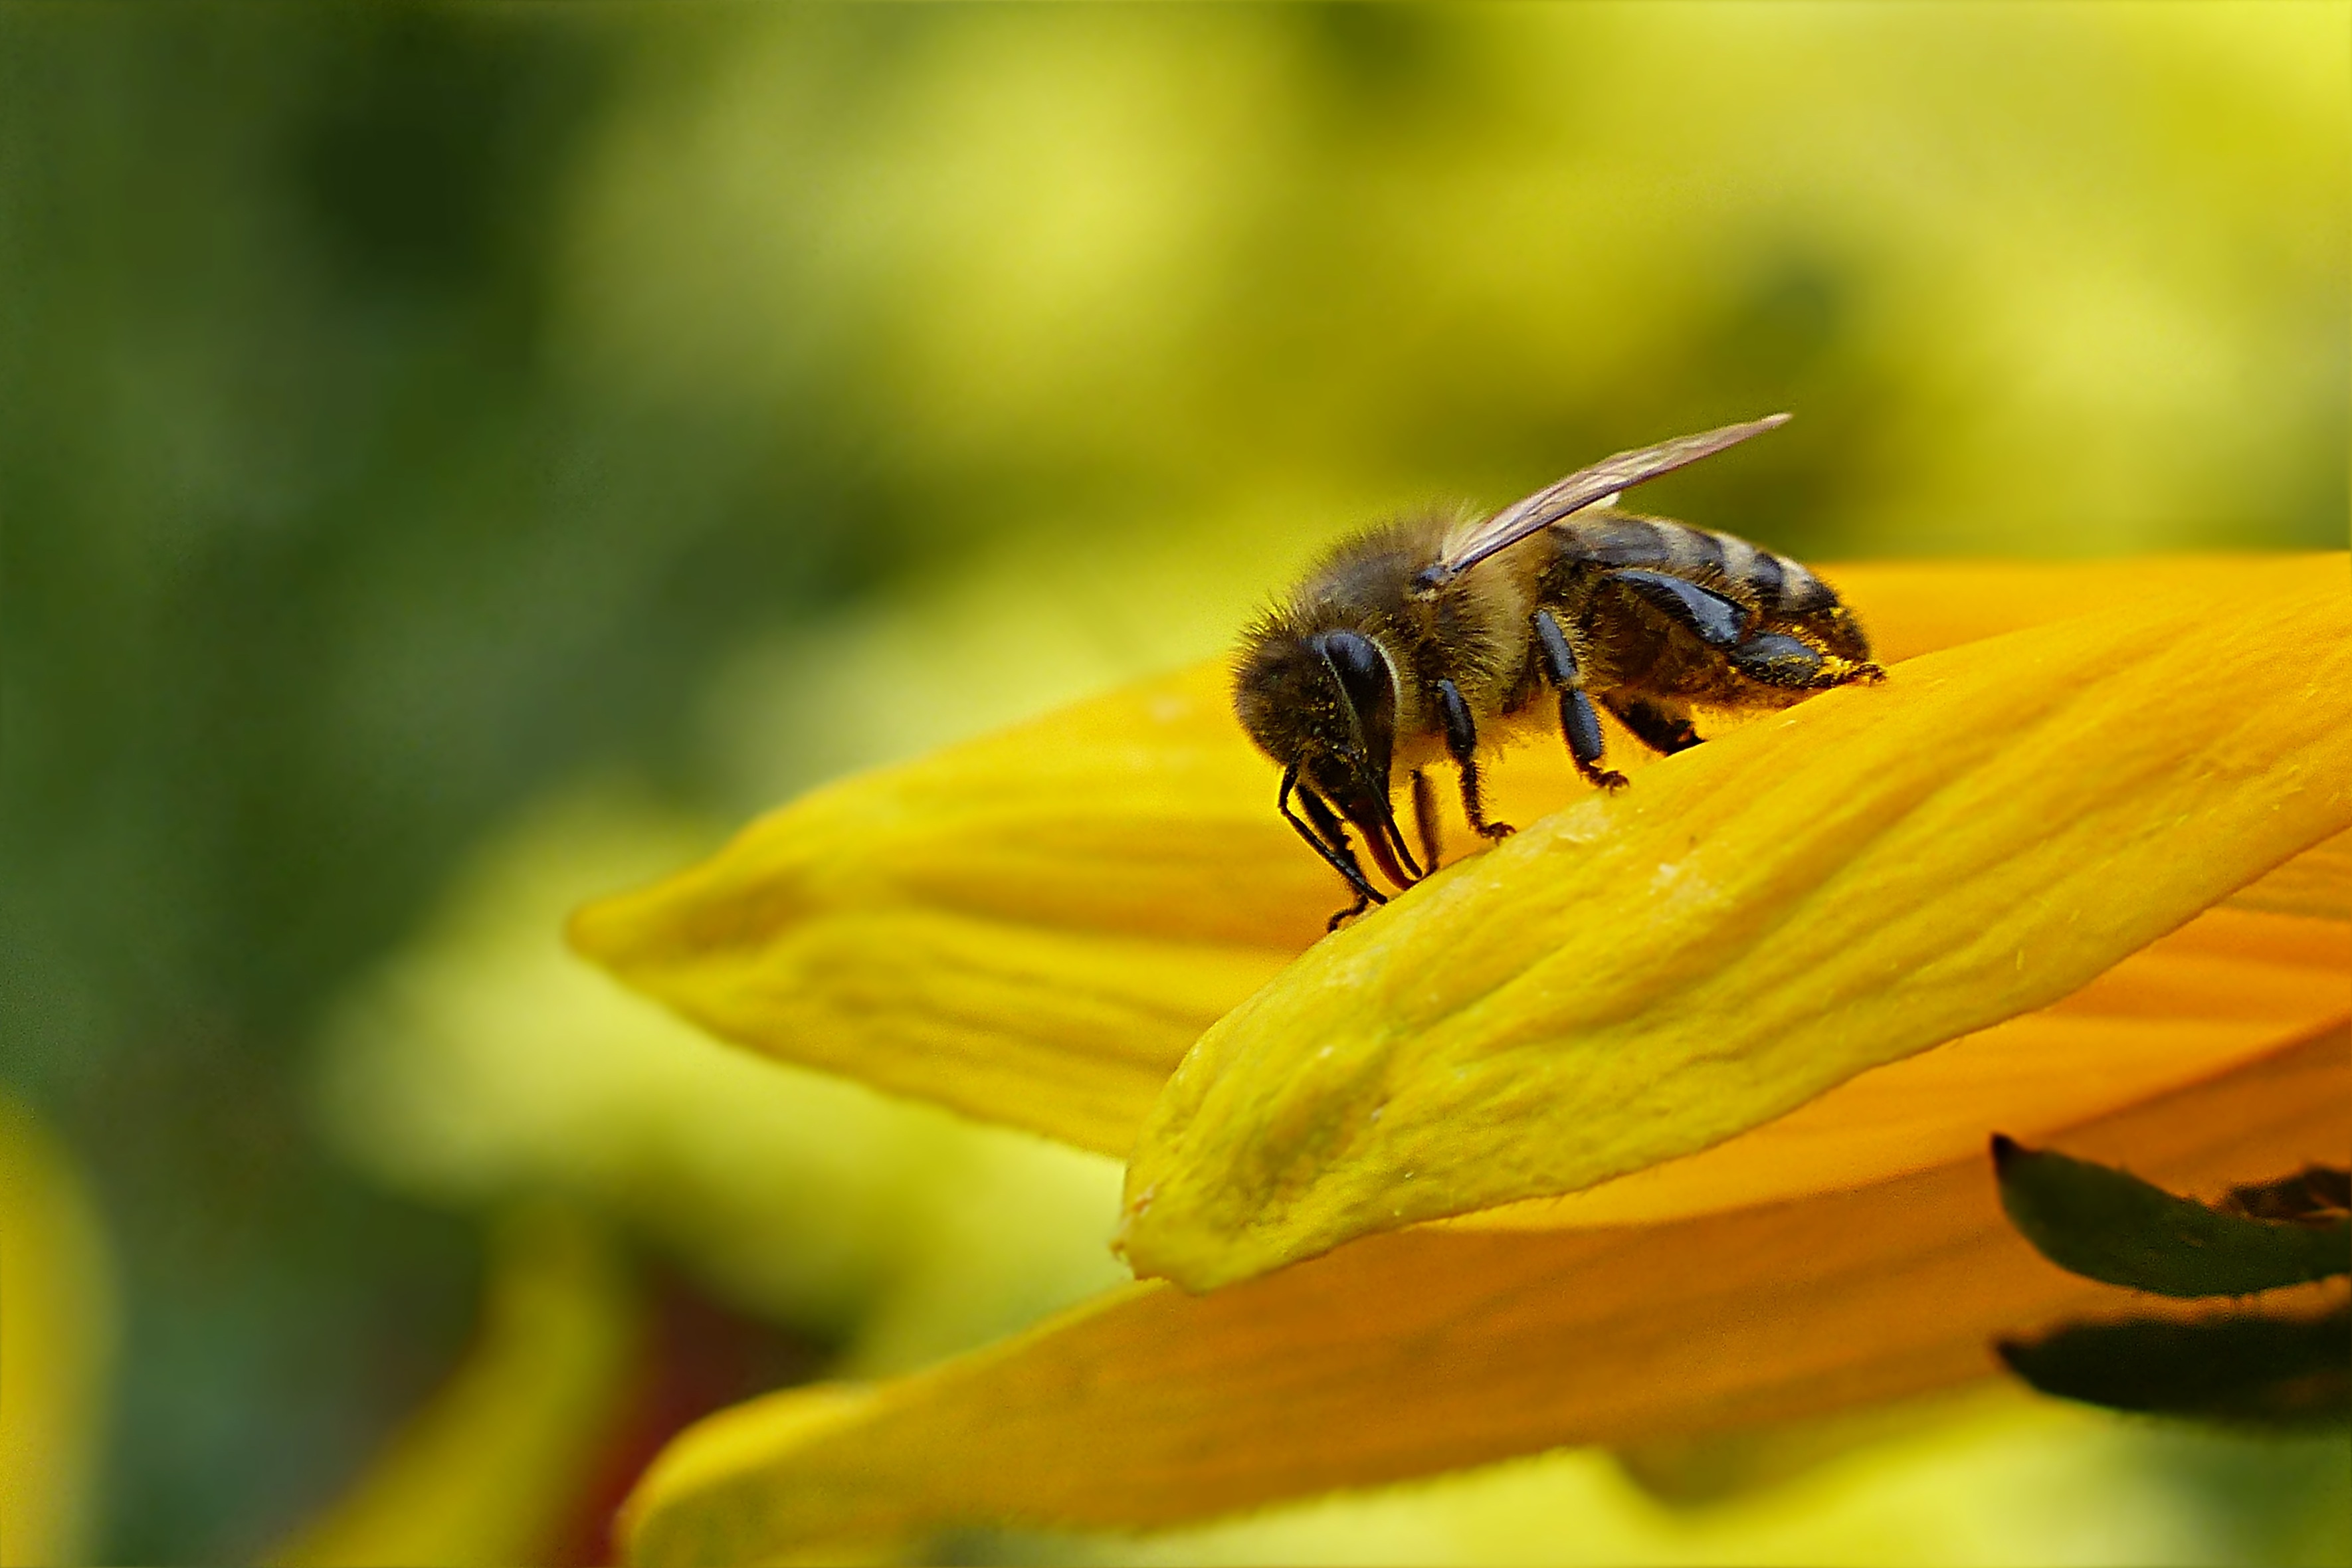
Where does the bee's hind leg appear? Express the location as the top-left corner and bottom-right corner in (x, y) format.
(1729, 633), (1885, 691)
(1530, 611), (1628, 791)
(1436, 680), (1514, 840)
(1605, 695), (1703, 756)
(1726, 633), (1830, 690)
(1602, 569), (1747, 648)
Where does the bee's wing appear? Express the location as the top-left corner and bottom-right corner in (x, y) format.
(1433, 413), (1792, 580)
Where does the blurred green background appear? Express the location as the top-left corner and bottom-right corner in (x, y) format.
(3, 4), (2345, 1564)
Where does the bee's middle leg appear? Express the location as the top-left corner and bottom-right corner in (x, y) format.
(1531, 609), (1628, 791)
(1409, 767), (1443, 870)
(1436, 679), (1513, 840)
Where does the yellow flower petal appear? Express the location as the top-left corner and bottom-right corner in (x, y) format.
(1452, 907), (2348, 1232)
(570, 664), (1322, 1155)
(2228, 825), (2351, 920)
(618, 1026), (2349, 1566)
(0, 1098), (116, 1568)
(1120, 576), (2352, 1288)
(572, 557), (2344, 1159)
(269, 1208), (640, 1568)
(1813, 554), (2347, 667)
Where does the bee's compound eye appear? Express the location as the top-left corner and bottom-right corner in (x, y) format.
(1312, 629), (1393, 731)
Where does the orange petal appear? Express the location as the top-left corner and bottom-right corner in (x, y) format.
(619, 1026), (2350, 1565)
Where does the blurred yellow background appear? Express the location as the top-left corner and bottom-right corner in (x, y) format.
(3, 4), (2343, 1563)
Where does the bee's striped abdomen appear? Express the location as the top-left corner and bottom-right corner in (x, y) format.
(1550, 513), (1834, 620)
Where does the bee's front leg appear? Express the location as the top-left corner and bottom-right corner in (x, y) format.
(1436, 679), (1514, 839)
(1278, 765), (1388, 927)
(1531, 610), (1628, 791)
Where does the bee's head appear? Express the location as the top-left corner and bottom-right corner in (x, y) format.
(1233, 621), (1416, 887)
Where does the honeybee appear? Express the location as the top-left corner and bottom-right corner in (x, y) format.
(1233, 414), (1881, 927)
